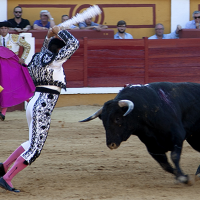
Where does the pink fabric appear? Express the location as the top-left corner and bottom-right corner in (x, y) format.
(3, 156), (27, 188)
(0, 46), (35, 108)
(3, 145), (25, 173)
(1, 107), (7, 115)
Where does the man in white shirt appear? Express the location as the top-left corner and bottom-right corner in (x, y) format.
(148, 23), (182, 39)
(114, 20), (133, 39)
(185, 11), (200, 29)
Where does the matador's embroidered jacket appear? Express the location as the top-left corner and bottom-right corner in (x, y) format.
(27, 30), (79, 90)
(0, 33), (31, 60)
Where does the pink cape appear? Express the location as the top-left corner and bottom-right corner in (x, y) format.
(0, 46), (35, 108)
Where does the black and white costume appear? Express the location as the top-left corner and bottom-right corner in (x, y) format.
(21, 30), (79, 165)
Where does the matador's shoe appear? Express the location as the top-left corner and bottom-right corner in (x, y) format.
(0, 163), (5, 177)
(0, 177), (20, 192)
(0, 112), (5, 121)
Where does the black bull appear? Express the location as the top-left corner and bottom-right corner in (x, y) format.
(80, 82), (200, 185)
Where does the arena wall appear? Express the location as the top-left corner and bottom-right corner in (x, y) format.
(6, 0), (172, 39)
(5, 0), (200, 110)
(6, 0), (200, 38)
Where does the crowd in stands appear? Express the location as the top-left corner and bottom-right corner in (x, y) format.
(3, 6), (200, 40)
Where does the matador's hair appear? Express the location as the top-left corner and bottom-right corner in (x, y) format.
(48, 38), (66, 54)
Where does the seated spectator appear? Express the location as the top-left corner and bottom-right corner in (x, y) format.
(148, 23), (182, 39)
(33, 10), (55, 30)
(57, 15), (78, 29)
(79, 18), (108, 31)
(8, 6), (31, 32)
(185, 11), (200, 29)
(114, 20), (133, 39)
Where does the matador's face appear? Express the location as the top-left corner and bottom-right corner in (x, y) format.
(0, 27), (9, 37)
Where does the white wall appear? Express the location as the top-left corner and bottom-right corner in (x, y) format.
(171, 0), (190, 31)
(0, 0), (7, 21)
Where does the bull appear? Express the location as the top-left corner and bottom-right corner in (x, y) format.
(80, 82), (200, 185)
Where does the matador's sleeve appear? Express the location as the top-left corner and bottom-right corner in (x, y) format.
(41, 36), (51, 52)
(17, 36), (31, 61)
(55, 30), (79, 61)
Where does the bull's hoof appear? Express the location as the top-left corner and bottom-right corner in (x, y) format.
(175, 175), (193, 186)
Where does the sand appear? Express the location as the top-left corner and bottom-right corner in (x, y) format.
(1, 105), (200, 199)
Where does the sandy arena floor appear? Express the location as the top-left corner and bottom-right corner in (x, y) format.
(1, 105), (200, 200)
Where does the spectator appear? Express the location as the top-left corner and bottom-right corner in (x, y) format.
(148, 23), (182, 39)
(185, 11), (200, 29)
(0, 21), (32, 121)
(114, 20), (133, 39)
(79, 17), (108, 31)
(33, 10), (55, 30)
(57, 15), (78, 29)
(8, 6), (31, 32)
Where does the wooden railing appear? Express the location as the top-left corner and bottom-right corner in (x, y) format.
(9, 30), (200, 111)
(17, 33), (200, 88)
(51, 37), (200, 88)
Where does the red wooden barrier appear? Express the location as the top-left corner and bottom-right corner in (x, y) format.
(34, 37), (200, 88)
(147, 38), (200, 83)
(8, 31), (200, 111)
(179, 29), (200, 38)
(9, 29), (114, 39)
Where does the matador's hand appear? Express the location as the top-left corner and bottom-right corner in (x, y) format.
(47, 28), (55, 38)
(52, 26), (60, 35)
(18, 58), (25, 65)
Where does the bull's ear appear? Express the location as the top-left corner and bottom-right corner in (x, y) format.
(98, 114), (102, 120)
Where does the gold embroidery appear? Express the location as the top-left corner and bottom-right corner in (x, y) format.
(18, 36), (31, 60)
(10, 34), (18, 43)
(5, 34), (31, 60)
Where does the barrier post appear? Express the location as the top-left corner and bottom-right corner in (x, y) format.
(83, 37), (88, 87)
(143, 37), (149, 84)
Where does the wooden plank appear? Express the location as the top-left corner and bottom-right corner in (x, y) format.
(30, 37), (200, 90)
(149, 46), (200, 58)
(144, 37), (149, 84)
(149, 77), (200, 83)
(88, 67), (144, 78)
(148, 38), (200, 48)
(64, 70), (83, 81)
(87, 39), (145, 48)
(149, 67), (200, 77)
(88, 49), (144, 59)
(83, 37), (88, 87)
(63, 58), (83, 70)
(88, 77), (145, 87)
(88, 59), (144, 68)
(66, 81), (84, 88)
(178, 29), (200, 38)
(149, 57), (200, 67)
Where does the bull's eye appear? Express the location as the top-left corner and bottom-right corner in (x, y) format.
(115, 117), (122, 126)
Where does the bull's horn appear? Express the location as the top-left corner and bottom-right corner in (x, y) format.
(79, 107), (103, 122)
(118, 100), (134, 116)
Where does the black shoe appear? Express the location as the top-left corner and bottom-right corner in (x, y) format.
(0, 163), (5, 177)
(0, 112), (5, 121)
(0, 177), (20, 192)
